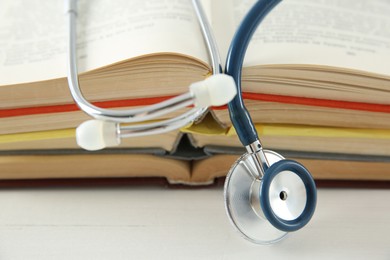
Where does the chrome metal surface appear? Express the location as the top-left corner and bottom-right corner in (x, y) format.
(267, 170), (307, 221)
(67, 8), (195, 123)
(192, 0), (222, 74)
(245, 140), (270, 179)
(224, 150), (288, 244)
(65, 0), (221, 138)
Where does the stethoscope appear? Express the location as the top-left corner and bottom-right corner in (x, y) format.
(65, 0), (236, 151)
(223, 0), (317, 244)
(65, 0), (317, 244)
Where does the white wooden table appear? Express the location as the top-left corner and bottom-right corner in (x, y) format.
(0, 186), (389, 259)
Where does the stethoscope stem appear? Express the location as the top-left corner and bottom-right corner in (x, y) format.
(245, 140), (270, 179)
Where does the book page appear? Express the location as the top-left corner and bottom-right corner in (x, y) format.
(209, 0), (236, 66)
(213, 0), (390, 76)
(0, 0), (211, 85)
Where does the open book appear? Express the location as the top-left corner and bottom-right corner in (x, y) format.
(1, 0), (390, 184)
(1, 0), (390, 128)
(1, 151), (390, 185)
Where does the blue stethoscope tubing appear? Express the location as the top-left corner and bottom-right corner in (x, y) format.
(226, 0), (281, 145)
(225, 0), (317, 232)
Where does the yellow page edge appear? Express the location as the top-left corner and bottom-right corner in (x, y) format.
(2, 124), (390, 144)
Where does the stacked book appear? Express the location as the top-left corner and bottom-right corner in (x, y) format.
(1, 0), (390, 185)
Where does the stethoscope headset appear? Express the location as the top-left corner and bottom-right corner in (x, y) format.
(65, 0), (317, 244)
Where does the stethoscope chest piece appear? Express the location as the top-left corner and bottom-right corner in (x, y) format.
(224, 150), (316, 244)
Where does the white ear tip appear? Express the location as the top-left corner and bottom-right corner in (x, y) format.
(190, 74), (237, 107)
(76, 120), (120, 151)
(208, 74), (237, 106)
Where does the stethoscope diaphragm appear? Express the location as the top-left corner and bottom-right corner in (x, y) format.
(224, 150), (316, 244)
(224, 150), (288, 244)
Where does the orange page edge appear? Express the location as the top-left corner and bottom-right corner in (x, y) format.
(1, 93), (390, 118)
